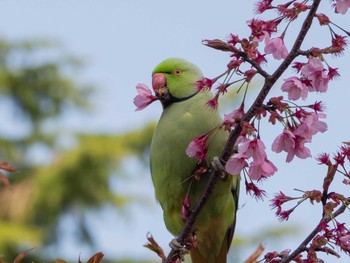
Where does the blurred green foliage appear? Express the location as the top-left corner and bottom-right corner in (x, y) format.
(0, 36), (155, 261)
(0, 38), (91, 166)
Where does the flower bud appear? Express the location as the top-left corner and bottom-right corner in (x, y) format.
(202, 39), (230, 52)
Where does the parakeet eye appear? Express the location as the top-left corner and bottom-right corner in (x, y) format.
(174, 69), (182, 76)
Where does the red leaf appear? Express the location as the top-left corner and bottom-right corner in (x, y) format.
(13, 248), (35, 263)
(0, 161), (16, 172)
(244, 243), (265, 263)
(86, 252), (104, 263)
(143, 233), (166, 260)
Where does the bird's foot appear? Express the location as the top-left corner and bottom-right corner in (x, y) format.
(185, 233), (198, 250)
(169, 239), (188, 261)
(212, 157), (228, 180)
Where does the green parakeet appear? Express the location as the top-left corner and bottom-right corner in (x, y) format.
(150, 58), (239, 263)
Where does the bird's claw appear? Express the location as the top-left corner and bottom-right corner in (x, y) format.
(169, 238), (187, 252)
(169, 238), (188, 261)
(212, 157), (228, 180)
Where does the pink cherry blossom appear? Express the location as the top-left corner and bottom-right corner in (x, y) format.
(264, 37), (288, 60)
(255, 0), (273, 14)
(196, 77), (214, 91)
(248, 157), (277, 180)
(292, 61), (306, 73)
(316, 153), (330, 165)
(228, 33), (241, 46)
(223, 105), (245, 129)
(336, 222), (349, 235)
(335, 0), (350, 14)
(133, 83), (158, 111)
(255, 52), (267, 65)
(286, 135), (312, 162)
(239, 138), (267, 163)
(244, 69), (257, 82)
(227, 58), (243, 70)
(186, 134), (209, 163)
(301, 57), (324, 74)
(247, 19), (275, 42)
(206, 95), (219, 109)
(334, 151), (346, 165)
(332, 34), (347, 55)
(277, 208), (295, 221)
(338, 234), (350, 253)
(328, 67), (340, 80)
(341, 144), (350, 161)
(294, 113), (328, 139)
(301, 57), (329, 92)
(309, 70), (329, 92)
(270, 191), (294, 215)
(309, 101), (325, 113)
(281, 76), (309, 100)
(272, 129), (296, 153)
(255, 31), (270, 42)
(225, 153), (248, 175)
(245, 181), (267, 200)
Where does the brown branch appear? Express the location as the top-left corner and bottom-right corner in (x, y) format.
(164, 1), (321, 262)
(280, 197), (350, 263)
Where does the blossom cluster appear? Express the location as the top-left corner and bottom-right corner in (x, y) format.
(226, 136), (277, 200)
(184, 1), (349, 260)
(225, 138), (277, 180)
(190, 0), (349, 190)
(281, 57), (335, 101)
(212, 97), (325, 201)
(267, 195), (350, 261)
(267, 143), (350, 260)
(270, 101), (327, 162)
(200, 0), (348, 104)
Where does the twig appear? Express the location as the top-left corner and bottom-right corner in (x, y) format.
(236, 50), (270, 78)
(164, 1), (321, 262)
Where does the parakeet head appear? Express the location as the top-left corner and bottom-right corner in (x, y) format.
(152, 58), (203, 108)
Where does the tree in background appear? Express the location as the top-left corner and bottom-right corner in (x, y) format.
(0, 38), (90, 166)
(0, 36), (155, 261)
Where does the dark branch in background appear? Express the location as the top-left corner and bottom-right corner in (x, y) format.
(165, 1), (321, 262)
(280, 197), (350, 263)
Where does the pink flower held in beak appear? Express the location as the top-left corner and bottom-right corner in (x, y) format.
(133, 83), (158, 111)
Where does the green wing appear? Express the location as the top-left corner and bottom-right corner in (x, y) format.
(150, 91), (239, 263)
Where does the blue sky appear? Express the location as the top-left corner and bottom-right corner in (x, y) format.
(0, 1), (349, 262)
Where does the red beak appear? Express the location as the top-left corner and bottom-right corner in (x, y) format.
(152, 73), (167, 95)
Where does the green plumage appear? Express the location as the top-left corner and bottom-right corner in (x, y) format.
(150, 58), (239, 263)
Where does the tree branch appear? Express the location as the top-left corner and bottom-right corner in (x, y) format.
(165, 1), (321, 262)
(280, 197), (350, 263)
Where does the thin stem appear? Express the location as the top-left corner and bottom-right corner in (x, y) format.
(237, 50), (270, 78)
